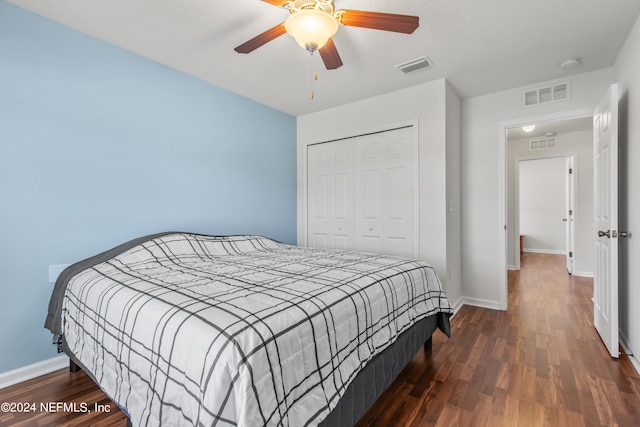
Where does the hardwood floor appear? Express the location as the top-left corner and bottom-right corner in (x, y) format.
(356, 253), (640, 426)
(1, 253), (638, 426)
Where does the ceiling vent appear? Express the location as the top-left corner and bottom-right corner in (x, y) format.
(523, 81), (570, 107)
(529, 137), (557, 151)
(396, 56), (432, 74)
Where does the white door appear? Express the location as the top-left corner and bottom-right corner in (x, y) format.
(565, 157), (575, 274)
(354, 127), (417, 258)
(593, 83), (619, 358)
(307, 140), (355, 250)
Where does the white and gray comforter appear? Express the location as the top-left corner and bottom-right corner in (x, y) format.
(46, 232), (452, 427)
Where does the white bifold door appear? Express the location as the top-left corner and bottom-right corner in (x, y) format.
(307, 139), (355, 251)
(307, 126), (417, 258)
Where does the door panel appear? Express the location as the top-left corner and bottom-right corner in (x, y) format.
(354, 127), (416, 258)
(387, 167), (405, 219)
(565, 157), (575, 274)
(307, 141), (355, 250)
(387, 237), (407, 257)
(334, 174), (349, 220)
(311, 175), (327, 220)
(593, 83), (619, 359)
(363, 170), (380, 219)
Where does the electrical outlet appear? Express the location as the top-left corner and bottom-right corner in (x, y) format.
(49, 264), (71, 283)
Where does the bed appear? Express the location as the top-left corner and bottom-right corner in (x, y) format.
(45, 232), (452, 426)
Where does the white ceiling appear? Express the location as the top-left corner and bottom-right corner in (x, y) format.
(8, 0), (640, 116)
(507, 116), (593, 141)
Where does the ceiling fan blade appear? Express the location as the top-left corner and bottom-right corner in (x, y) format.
(339, 10), (419, 34)
(234, 23), (286, 54)
(261, 0), (288, 6)
(319, 38), (343, 70)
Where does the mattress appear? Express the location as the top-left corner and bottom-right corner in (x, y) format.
(46, 232), (452, 426)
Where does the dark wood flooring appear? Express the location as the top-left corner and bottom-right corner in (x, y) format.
(1, 253), (639, 426)
(356, 253), (640, 426)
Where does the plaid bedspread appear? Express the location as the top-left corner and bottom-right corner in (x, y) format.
(55, 233), (452, 426)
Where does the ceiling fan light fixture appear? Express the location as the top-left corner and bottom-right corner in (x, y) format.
(284, 9), (339, 52)
(559, 57), (581, 70)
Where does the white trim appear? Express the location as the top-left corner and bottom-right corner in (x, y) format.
(620, 332), (640, 375)
(449, 297), (464, 315)
(498, 122), (508, 310)
(575, 271), (594, 278)
(0, 355), (68, 389)
(459, 296), (502, 311)
(522, 248), (567, 255)
(498, 107), (594, 311)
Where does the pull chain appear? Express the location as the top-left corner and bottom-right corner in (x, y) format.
(310, 51), (318, 100)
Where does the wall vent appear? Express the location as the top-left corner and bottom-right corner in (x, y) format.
(529, 137), (557, 151)
(523, 81), (570, 107)
(396, 56), (432, 74)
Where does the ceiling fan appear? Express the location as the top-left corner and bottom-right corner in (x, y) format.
(234, 0), (419, 70)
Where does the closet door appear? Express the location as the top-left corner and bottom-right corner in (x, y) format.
(307, 140), (354, 250)
(354, 127), (416, 258)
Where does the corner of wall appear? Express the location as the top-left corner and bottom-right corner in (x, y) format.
(444, 80), (463, 305)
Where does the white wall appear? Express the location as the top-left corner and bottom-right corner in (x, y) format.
(507, 129), (593, 275)
(614, 14), (640, 370)
(296, 78), (463, 309)
(519, 157), (567, 253)
(461, 68), (615, 307)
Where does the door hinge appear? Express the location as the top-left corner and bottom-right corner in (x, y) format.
(569, 168), (573, 174)
(569, 209), (573, 216)
(569, 251), (573, 257)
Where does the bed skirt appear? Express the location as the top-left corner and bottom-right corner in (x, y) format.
(318, 312), (449, 426)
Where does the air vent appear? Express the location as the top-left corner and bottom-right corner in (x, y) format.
(396, 56), (432, 74)
(523, 82), (570, 107)
(529, 137), (557, 151)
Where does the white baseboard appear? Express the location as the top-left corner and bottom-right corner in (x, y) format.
(450, 297), (464, 316)
(458, 296), (502, 311)
(574, 271), (594, 278)
(620, 332), (639, 376)
(0, 355), (69, 390)
(507, 264), (516, 271)
(523, 248), (566, 255)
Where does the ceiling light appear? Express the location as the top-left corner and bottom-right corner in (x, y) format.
(522, 125), (536, 133)
(285, 2), (339, 53)
(559, 57), (581, 70)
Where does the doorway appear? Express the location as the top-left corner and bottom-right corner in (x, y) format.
(515, 155), (576, 273)
(497, 109), (594, 310)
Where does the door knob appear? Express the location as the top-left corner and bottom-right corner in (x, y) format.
(598, 230), (611, 238)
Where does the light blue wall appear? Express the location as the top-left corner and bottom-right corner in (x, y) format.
(0, 2), (297, 373)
